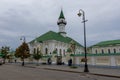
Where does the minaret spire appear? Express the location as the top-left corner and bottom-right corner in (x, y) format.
(57, 9), (67, 37)
(59, 9), (65, 19)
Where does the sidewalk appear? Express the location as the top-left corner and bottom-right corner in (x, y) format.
(25, 63), (120, 78)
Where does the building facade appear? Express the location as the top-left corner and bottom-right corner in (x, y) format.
(90, 40), (120, 54)
(72, 40), (120, 67)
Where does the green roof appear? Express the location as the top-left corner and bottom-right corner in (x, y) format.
(59, 10), (65, 19)
(92, 39), (120, 47)
(29, 31), (83, 47)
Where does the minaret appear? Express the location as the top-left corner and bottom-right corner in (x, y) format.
(57, 10), (67, 37)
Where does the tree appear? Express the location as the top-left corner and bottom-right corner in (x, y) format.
(53, 49), (57, 54)
(70, 40), (76, 66)
(15, 42), (30, 66)
(1, 46), (10, 63)
(67, 48), (72, 53)
(33, 48), (42, 66)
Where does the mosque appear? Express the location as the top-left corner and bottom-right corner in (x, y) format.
(29, 10), (84, 64)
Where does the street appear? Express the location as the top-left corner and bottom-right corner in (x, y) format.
(0, 64), (119, 80)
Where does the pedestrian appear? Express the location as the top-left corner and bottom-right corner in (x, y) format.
(69, 58), (72, 66)
(14, 59), (17, 63)
(47, 58), (52, 65)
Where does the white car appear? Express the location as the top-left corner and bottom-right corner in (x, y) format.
(0, 58), (3, 65)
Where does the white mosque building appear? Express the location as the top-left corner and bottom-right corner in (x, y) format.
(29, 10), (84, 64)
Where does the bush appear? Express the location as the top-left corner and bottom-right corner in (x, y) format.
(70, 66), (78, 69)
(42, 62), (47, 65)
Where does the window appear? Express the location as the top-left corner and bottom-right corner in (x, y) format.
(108, 49), (111, 54)
(33, 48), (36, 54)
(63, 49), (65, 56)
(56, 48), (58, 54)
(45, 48), (48, 54)
(37, 48), (39, 54)
(59, 49), (62, 56)
(101, 49), (104, 54)
(113, 49), (116, 53)
(95, 50), (97, 54)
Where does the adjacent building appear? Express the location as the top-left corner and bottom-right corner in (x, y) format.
(73, 40), (120, 67)
(90, 40), (120, 54)
(89, 40), (120, 66)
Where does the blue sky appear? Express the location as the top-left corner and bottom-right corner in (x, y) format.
(0, 0), (120, 50)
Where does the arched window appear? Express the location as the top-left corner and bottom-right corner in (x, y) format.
(108, 49), (111, 54)
(37, 48), (39, 54)
(113, 49), (116, 53)
(101, 49), (104, 54)
(59, 49), (62, 56)
(95, 50), (97, 54)
(56, 48), (58, 54)
(63, 49), (65, 56)
(45, 48), (48, 54)
(33, 48), (36, 54)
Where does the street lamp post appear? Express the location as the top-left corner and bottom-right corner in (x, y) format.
(77, 9), (89, 72)
(20, 36), (26, 66)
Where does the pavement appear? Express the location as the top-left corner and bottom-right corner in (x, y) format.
(22, 63), (120, 78)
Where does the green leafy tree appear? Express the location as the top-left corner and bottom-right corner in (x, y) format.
(15, 42), (30, 66)
(33, 48), (42, 66)
(70, 40), (76, 66)
(67, 48), (72, 53)
(1, 46), (10, 63)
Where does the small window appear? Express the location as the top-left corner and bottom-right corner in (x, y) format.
(95, 50), (97, 54)
(56, 48), (58, 53)
(108, 49), (111, 54)
(34, 48), (36, 54)
(59, 49), (62, 56)
(37, 48), (39, 54)
(45, 48), (48, 54)
(63, 49), (65, 56)
(113, 49), (116, 53)
(102, 49), (104, 54)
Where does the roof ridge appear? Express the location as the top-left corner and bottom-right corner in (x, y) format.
(91, 39), (120, 47)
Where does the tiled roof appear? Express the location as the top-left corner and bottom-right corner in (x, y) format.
(29, 31), (83, 47)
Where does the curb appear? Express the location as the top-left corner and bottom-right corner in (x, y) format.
(24, 65), (120, 78)
(24, 66), (36, 68)
(43, 68), (120, 78)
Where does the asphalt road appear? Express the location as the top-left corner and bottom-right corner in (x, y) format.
(0, 64), (119, 80)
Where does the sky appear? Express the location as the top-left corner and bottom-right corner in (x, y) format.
(0, 0), (120, 50)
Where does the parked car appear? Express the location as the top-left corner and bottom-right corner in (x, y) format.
(0, 58), (3, 65)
